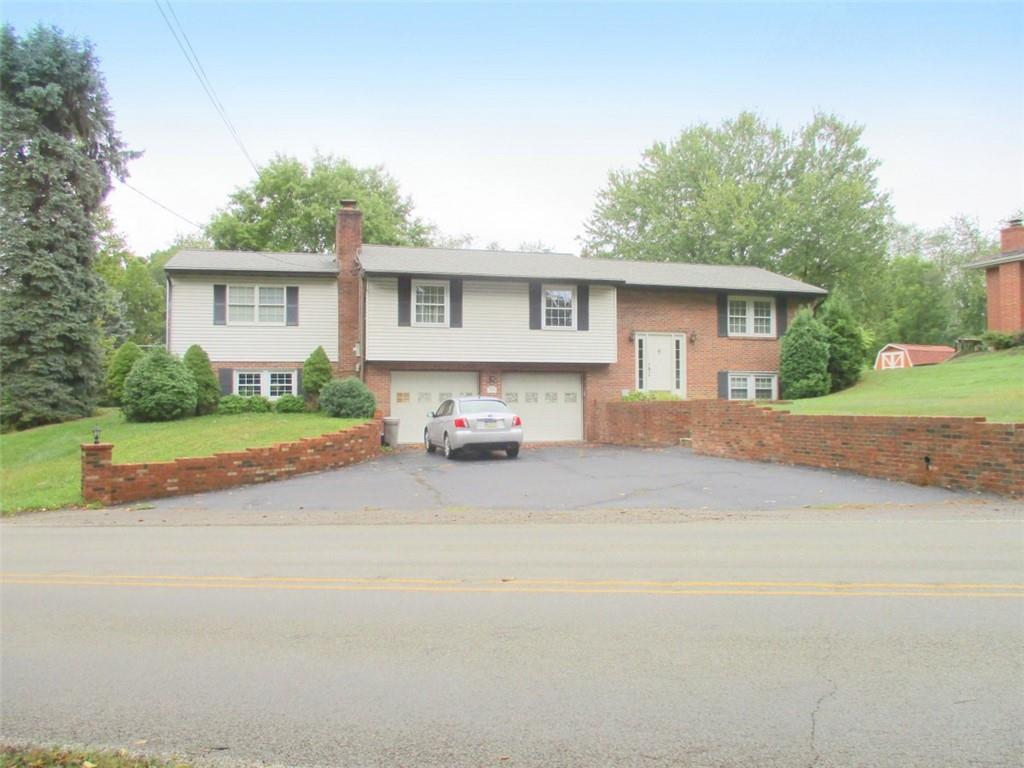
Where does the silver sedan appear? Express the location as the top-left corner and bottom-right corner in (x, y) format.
(424, 397), (524, 459)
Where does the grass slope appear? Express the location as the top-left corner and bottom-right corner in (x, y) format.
(0, 410), (363, 515)
(779, 348), (1024, 421)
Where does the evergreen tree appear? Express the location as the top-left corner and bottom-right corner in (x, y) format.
(780, 309), (830, 399)
(0, 25), (136, 428)
(818, 295), (868, 392)
(105, 341), (143, 405)
(302, 346), (333, 402)
(183, 344), (220, 415)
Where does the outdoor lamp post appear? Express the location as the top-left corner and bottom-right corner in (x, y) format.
(92, 427), (101, 445)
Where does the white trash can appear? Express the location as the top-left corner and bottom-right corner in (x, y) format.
(382, 417), (400, 447)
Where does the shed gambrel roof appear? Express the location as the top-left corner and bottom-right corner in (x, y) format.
(358, 245), (828, 295)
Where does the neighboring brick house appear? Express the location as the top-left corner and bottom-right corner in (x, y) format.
(164, 201), (826, 443)
(969, 218), (1024, 333)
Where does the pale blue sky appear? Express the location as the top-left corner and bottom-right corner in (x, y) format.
(4, 1), (1022, 255)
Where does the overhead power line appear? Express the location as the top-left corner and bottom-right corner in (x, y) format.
(153, 0), (261, 177)
(120, 180), (204, 230)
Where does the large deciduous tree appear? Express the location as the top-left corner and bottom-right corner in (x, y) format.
(0, 25), (136, 428)
(207, 154), (433, 253)
(581, 112), (890, 308)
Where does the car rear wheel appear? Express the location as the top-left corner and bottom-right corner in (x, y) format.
(424, 430), (436, 454)
(443, 433), (456, 460)
(506, 445), (520, 459)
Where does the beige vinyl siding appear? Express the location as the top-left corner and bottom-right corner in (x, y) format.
(365, 278), (617, 363)
(168, 274), (338, 362)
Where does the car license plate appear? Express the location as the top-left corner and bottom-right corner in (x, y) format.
(480, 419), (500, 429)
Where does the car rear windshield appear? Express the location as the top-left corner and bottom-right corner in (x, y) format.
(460, 400), (511, 414)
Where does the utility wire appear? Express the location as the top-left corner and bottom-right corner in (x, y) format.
(120, 180), (204, 230)
(153, 0), (261, 177)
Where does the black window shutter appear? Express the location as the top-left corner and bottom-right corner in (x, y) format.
(213, 284), (227, 325)
(286, 286), (299, 326)
(776, 296), (788, 338)
(529, 281), (542, 329)
(397, 277), (411, 326)
(577, 284), (589, 331)
(449, 279), (463, 328)
(717, 371), (729, 399)
(716, 293), (728, 337)
(295, 369), (303, 395)
(218, 368), (233, 395)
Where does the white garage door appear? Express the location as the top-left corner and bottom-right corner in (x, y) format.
(390, 371), (479, 444)
(501, 372), (583, 443)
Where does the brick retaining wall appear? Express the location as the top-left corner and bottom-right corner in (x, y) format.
(596, 401), (1023, 497)
(81, 418), (382, 505)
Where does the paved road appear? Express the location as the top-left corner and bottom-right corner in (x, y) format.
(3, 506), (1022, 767)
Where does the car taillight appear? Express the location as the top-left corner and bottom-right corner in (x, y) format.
(454, 417), (468, 428)
(512, 416), (522, 427)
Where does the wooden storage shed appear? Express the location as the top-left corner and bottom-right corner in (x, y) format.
(874, 344), (956, 370)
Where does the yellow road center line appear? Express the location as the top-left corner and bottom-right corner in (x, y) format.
(3, 573), (1022, 591)
(1, 577), (1022, 599)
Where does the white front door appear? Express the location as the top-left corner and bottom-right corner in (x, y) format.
(501, 372), (583, 442)
(390, 371), (479, 444)
(637, 333), (686, 395)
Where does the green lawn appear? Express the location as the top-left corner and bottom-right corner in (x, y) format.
(777, 348), (1024, 421)
(0, 410), (364, 515)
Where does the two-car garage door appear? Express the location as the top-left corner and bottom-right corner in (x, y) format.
(388, 371), (583, 444)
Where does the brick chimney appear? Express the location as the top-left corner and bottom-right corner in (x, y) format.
(336, 200), (363, 378)
(1001, 218), (1024, 253)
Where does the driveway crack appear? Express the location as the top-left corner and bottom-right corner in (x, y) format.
(412, 470), (446, 507)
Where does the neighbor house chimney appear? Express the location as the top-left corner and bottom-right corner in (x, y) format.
(1001, 218), (1024, 254)
(336, 200), (363, 378)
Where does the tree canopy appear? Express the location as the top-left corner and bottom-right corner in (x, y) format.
(207, 154), (434, 252)
(0, 24), (136, 428)
(581, 112), (890, 300)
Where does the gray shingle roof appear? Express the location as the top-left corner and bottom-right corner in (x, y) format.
(359, 245), (827, 295)
(164, 249), (337, 276)
(966, 249), (1024, 269)
(162, 245), (827, 295)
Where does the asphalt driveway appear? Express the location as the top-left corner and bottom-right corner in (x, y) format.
(106, 444), (979, 517)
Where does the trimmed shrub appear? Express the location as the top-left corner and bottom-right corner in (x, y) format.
(217, 395), (249, 415)
(818, 296), (868, 392)
(982, 331), (1015, 350)
(780, 308), (830, 399)
(105, 341), (144, 405)
(319, 377), (376, 418)
(621, 390), (680, 402)
(217, 394), (273, 415)
(274, 394), (306, 413)
(121, 349), (197, 422)
(303, 346), (333, 402)
(183, 344), (220, 415)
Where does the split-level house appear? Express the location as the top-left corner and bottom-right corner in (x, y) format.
(164, 201), (826, 443)
(968, 218), (1024, 334)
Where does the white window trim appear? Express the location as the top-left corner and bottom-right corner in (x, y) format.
(542, 284), (577, 330)
(235, 369), (298, 399)
(727, 371), (778, 401)
(411, 279), (450, 327)
(227, 284), (288, 327)
(727, 295), (776, 339)
(634, 332), (687, 396)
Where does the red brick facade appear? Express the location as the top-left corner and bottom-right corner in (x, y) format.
(336, 200), (363, 378)
(596, 400), (1023, 497)
(81, 419), (382, 505)
(982, 222), (1024, 333)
